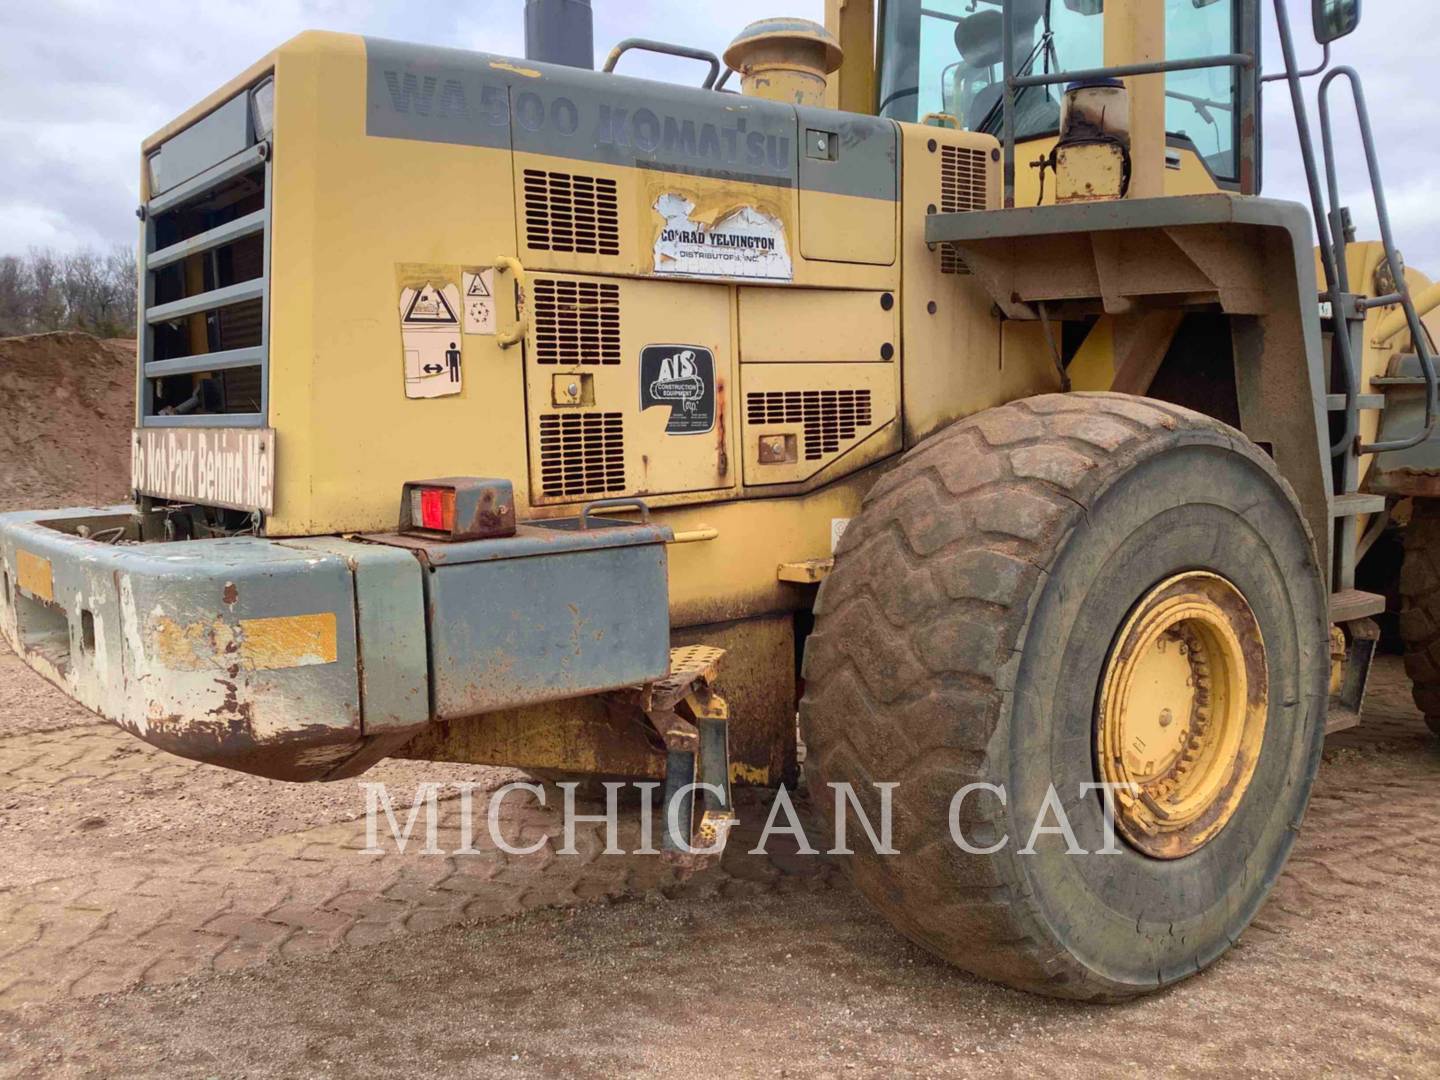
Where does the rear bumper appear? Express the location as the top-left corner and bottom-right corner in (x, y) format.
(0, 506), (428, 781)
(0, 506), (674, 782)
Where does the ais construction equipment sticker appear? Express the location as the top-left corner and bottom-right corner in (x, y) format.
(653, 194), (792, 281)
(640, 345), (715, 435)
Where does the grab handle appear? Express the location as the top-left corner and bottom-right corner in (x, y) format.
(493, 255), (528, 350)
(579, 498), (652, 529)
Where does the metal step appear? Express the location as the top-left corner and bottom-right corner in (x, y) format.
(778, 558), (833, 584)
(1325, 393), (1386, 410)
(1329, 589), (1386, 622)
(1326, 703), (1362, 734)
(614, 645), (726, 714)
(1330, 493), (1386, 517)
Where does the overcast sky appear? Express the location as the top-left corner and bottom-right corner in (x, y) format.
(3, 1), (1439, 269)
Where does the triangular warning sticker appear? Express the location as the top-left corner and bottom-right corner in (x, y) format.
(404, 283), (459, 324)
(466, 273), (491, 298)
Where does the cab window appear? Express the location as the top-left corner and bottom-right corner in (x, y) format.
(877, 0), (1242, 182)
(1165, 0), (1239, 181)
(878, 0), (1103, 136)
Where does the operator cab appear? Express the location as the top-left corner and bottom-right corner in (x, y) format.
(877, 0), (1249, 189)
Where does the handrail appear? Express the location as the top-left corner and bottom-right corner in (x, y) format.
(1271, 0), (1356, 456)
(602, 38), (722, 89)
(1009, 52), (1253, 90)
(1318, 65), (1440, 454)
(1261, 42), (1329, 83)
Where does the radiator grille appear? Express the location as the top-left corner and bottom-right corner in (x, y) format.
(142, 139), (269, 424)
(538, 412), (626, 498)
(746, 390), (873, 460)
(523, 170), (621, 256)
(939, 145), (988, 275)
(532, 279), (622, 366)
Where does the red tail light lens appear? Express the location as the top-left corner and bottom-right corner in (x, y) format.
(412, 487), (456, 532)
(401, 478), (515, 541)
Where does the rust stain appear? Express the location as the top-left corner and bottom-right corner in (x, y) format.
(465, 485), (513, 538)
(151, 615), (235, 672)
(222, 582), (239, 606)
(128, 707), (364, 783)
(715, 376), (729, 479)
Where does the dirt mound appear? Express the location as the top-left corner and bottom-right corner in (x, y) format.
(0, 332), (135, 513)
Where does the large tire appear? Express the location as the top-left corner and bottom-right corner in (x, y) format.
(1399, 498), (1440, 736)
(799, 393), (1329, 1000)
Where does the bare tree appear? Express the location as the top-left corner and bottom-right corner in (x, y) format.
(0, 246), (138, 339)
(0, 256), (26, 336)
(27, 249), (67, 332)
(106, 244), (138, 335)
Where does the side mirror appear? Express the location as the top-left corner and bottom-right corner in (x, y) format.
(1314, 0), (1361, 44)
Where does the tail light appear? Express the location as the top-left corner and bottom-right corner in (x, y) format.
(399, 478), (516, 541)
(413, 486), (456, 532)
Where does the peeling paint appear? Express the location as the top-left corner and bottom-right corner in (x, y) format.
(149, 612), (338, 673)
(489, 59), (541, 78)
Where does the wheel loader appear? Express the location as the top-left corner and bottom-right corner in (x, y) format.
(3, 0), (1438, 999)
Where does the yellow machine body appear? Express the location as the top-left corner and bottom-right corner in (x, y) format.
(113, 15), (1297, 779)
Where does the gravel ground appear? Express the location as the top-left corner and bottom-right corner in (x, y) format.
(0, 641), (1438, 1077)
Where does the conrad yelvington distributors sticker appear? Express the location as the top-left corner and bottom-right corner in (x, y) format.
(640, 345), (716, 435)
(652, 194), (793, 281)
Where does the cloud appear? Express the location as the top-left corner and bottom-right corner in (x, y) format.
(0, 0), (802, 255)
(1258, 2), (1440, 271)
(5, 1), (1436, 273)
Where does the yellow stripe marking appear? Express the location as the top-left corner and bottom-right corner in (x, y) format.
(150, 612), (339, 672)
(238, 613), (339, 670)
(15, 550), (54, 602)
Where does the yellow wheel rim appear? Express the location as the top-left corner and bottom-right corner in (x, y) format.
(1096, 572), (1268, 859)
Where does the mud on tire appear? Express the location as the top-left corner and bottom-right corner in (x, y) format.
(1400, 498), (1440, 736)
(798, 393), (1329, 1000)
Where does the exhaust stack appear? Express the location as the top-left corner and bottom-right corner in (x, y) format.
(524, 0), (595, 70)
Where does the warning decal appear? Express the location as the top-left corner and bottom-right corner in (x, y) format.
(462, 268), (496, 335)
(403, 283), (459, 323)
(640, 345), (716, 436)
(653, 194), (793, 281)
(398, 281), (463, 399)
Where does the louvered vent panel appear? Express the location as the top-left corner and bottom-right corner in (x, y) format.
(538, 412), (626, 497)
(532, 279), (621, 365)
(939, 145), (988, 275)
(745, 390), (873, 460)
(523, 170), (620, 255)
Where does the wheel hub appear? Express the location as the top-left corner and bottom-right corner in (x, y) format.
(1096, 572), (1268, 859)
